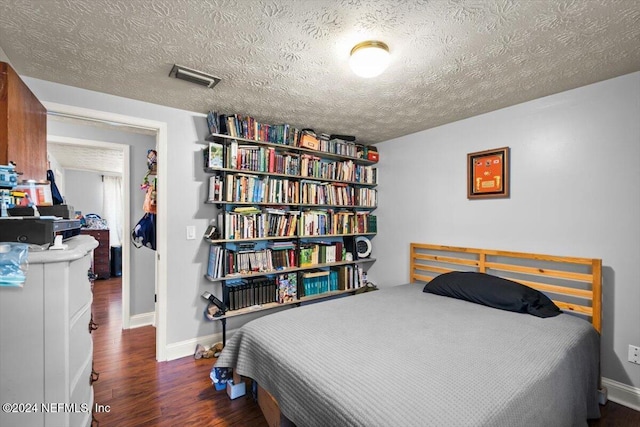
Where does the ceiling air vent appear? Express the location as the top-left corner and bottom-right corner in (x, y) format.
(169, 64), (221, 89)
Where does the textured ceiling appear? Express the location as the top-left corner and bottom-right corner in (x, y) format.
(48, 142), (124, 175)
(1, 0), (639, 144)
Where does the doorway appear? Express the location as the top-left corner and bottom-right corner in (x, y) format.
(43, 101), (169, 361)
(47, 135), (134, 323)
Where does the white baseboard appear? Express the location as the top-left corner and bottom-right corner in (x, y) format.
(602, 377), (640, 411)
(164, 328), (238, 361)
(128, 312), (155, 329)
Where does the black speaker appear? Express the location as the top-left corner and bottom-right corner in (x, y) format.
(355, 236), (372, 258)
(110, 246), (122, 277)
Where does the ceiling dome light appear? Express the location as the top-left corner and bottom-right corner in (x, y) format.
(349, 41), (390, 78)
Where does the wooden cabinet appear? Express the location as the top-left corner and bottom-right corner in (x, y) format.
(0, 61), (47, 181)
(81, 229), (110, 279)
(0, 235), (98, 427)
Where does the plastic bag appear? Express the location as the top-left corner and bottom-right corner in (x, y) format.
(210, 366), (231, 391)
(0, 242), (29, 287)
(85, 213), (108, 230)
(131, 213), (156, 250)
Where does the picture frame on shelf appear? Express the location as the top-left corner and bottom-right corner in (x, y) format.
(467, 147), (510, 199)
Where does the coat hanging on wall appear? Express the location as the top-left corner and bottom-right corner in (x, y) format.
(141, 149), (157, 214)
(132, 149), (157, 250)
(46, 169), (64, 205)
(132, 212), (156, 250)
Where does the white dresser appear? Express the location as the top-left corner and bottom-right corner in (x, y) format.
(0, 235), (99, 427)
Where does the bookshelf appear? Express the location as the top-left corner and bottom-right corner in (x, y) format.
(201, 127), (378, 343)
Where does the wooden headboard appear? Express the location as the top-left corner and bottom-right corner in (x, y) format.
(410, 243), (602, 333)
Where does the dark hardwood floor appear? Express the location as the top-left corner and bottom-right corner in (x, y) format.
(91, 277), (266, 427)
(92, 277), (640, 426)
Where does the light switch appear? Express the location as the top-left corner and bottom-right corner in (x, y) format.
(186, 225), (196, 240)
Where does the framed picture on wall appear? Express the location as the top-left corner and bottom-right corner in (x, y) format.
(467, 147), (510, 199)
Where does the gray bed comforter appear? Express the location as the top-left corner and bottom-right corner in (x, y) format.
(215, 284), (600, 427)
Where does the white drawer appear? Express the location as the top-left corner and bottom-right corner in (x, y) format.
(70, 357), (93, 427)
(69, 308), (92, 389)
(69, 253), (92, 320)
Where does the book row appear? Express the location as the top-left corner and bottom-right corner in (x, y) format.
(217, 265), (365, 312)
(206, 142), (377, 184)
(301, 265), (366, 296)
(223, 277), (279, 310)
(215, 174), (300, 204)
(300, 181), (377, 207)
(208, 174), (378, 207)
(207, 238), (368, 278)
(206, 111), (368, 159)
(207, 111), (299, 145)
(299, 241), (349, 266)
(221, 207), (299, 240)
(301, 270), (339, 295)
(208, 244), (297, 278)
(299, 210), (377, 236)
(222, 273), (299, 310)
(214, 208), (377, 240)
(299, 154), (377, 184)
(207, 142), (301, 175)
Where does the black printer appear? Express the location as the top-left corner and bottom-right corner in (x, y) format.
(0, 217), (81, 246)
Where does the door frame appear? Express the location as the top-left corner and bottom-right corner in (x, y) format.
(43, 101), (169, 361)
(47, 134), (131, 325)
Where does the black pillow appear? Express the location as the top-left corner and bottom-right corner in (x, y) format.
(423, 271), (561, 318)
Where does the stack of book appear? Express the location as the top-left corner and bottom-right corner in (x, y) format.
(223, 208), (299, 240)
(206, 142), (223, 169)
(300, 181), (356, 206)
(323, 137), (358, 158)
(225, 246), (272, 275)
(299, 210), (359, 236)
(355, 188), (377, 207)
(353, 164), (377, 184)
(301, 269), (339, 296)
(332, 264), (365, 291)
(223, 174), (300, 204)
(207, 111), (300, 145)
(224, 277), (278, 310)
(299, 241), (344, 266)
(355, 212), (376, 234)
(207, 245), (225, 279)
(276, 272), (298, 303)
(267, 241), (297, 269)
(208, 175), (223, 203)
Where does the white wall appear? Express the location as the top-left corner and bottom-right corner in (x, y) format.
(370, 71), (640, 391)
(64, 169), (103, 216)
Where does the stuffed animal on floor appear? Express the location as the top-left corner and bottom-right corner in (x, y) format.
(194, 342), (224, 359)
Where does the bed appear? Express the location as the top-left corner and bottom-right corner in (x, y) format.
(214, 243), (602, 427)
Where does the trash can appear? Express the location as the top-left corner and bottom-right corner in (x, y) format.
(110, 246), (122, 277)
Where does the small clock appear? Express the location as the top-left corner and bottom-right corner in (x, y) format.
(355, 236), (372, 258)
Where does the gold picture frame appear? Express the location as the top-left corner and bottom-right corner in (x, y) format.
(467, 147), (510, 199)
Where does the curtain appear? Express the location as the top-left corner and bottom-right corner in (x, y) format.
(102, 175), (123, 247)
